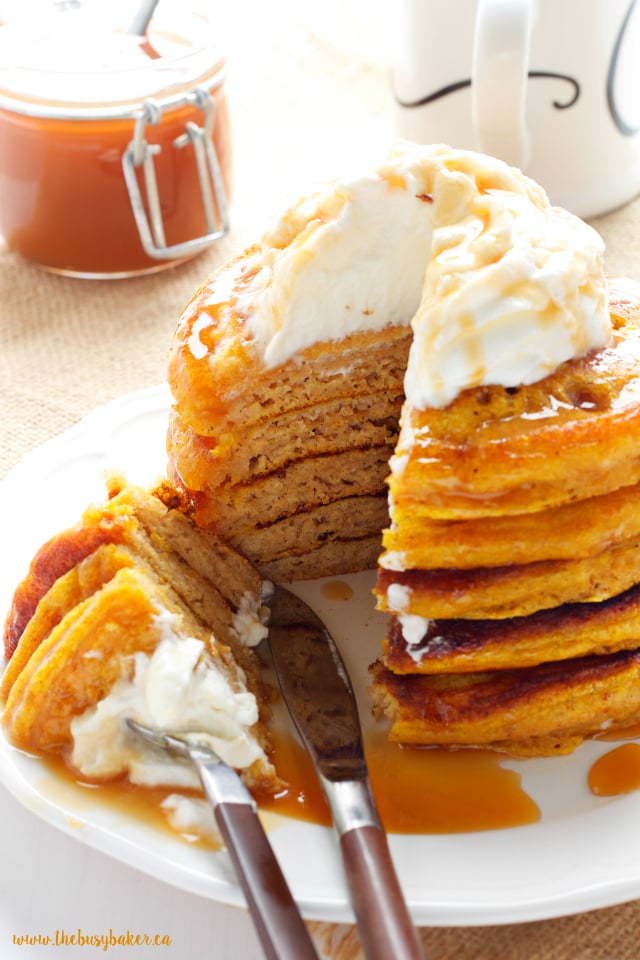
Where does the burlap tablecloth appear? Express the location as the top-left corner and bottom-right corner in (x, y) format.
(2, 2), (640, 956)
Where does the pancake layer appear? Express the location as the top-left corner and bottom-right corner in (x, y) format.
(371, 650), (640, 755)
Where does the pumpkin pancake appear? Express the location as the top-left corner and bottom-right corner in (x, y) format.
(4, 476), (266, 678)
(3, 500), (134, 661)
(371, 649), (640, 756)
(3, 566), (279, 795)
(383, 582), (640, 674)
(380, 479), (640, 572)
(374, 276), (640, 753)
(377, 532), (640, 620)
(2, 478), (281, 797)
(5, 567), (181, 752)
(186, 445), (394, 536)
(167, 394), (403, 492)
(231, 494), (388, 563)
(257, 533), (382, 582)
(1, 543), (135, 701)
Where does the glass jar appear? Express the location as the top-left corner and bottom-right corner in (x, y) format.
(0, 0), (231, 277)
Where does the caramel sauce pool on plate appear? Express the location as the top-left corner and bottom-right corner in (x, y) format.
(589, 741), (640, 796)
(40, 727), (541, 839)
(263, 728), (541, 832)
(35, 722), (640, 845)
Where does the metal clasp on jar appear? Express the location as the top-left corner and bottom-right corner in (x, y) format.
(122, 86), (230, 260)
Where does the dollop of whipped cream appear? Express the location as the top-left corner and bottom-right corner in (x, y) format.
(70, 610), (266, 788)
(233, 142), (611, 409)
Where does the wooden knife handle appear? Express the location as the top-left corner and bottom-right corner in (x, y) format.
(340, 824), (425, 960)
(215, 801), (319, 960)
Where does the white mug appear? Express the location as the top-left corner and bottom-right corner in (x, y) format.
(391, 0), (640, 217)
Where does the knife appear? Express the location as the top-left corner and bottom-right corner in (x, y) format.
(125, 718), (319, 960)
(266, 586), (425, 960)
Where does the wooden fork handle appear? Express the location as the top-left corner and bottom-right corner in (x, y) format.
(192, 749), (319, 960)
(215, 801), (319, 960)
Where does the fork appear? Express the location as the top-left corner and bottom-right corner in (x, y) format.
(125, 718), (319, 960)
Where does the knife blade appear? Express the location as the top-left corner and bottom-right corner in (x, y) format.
(266, 586), (425, 960)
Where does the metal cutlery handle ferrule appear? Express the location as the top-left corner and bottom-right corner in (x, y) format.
(321, 776), (425, 960)
(190, 746), (254, 806)
(188, 748), (319, 960)
(320, 775), (381, 834)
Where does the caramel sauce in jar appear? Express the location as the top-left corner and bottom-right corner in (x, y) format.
(0, 2), (231, 277)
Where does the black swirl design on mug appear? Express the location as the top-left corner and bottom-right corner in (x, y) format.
(607, 0), (639, 136)
(394, 72), (580, 111)
(528, 72), (580, 109)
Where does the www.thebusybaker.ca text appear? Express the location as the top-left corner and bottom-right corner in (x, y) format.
(13, 929), (172, 950)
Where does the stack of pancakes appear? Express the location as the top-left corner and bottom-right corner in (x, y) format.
(167, 250), (412, 581)
(372, 278), (640, 756)
(2, 476), (280, 796)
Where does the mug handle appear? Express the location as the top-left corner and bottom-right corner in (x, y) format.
(471, 0), (534, 168)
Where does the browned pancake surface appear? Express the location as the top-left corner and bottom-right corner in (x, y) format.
(371, 649), (640, 755)
(377, 533), (640, 619)
(383, 582), (640, 673)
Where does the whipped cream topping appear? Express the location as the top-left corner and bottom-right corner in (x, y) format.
(386, 583), (432, 655)
(406, 186), (609, 408)
(386, 582), (413, 612)
(223, 142), (610, 409)
(71, 611), (266, 788)
(235, 168), (434, 368)
(161, 793), (221, 844)
(231, 589), (269, 647)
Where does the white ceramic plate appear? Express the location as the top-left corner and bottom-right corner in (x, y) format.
(2, 384), (640, 927)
